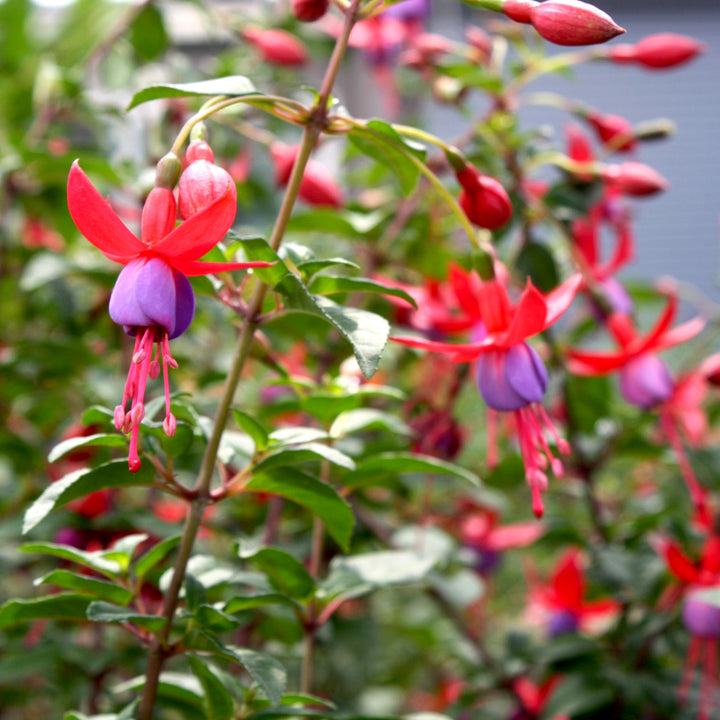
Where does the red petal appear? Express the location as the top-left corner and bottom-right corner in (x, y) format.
(499, 280), (548, 347)
(390, 334), (488, 362)
(171, 259), (274, 277)
(152, 183), (236, 261)
(67, 161), (145, 262)
(663, 541), (700, 583)
(602, 222), (634, 277)
(632, 293), (678, 355)
(566, 348), (629, 375)
(486, 521), (544, 550)
(448, 263), (482, 320)
(552, 549), (585, 609)
(545, 273), (583, 326)
(653, 317), (706, 353)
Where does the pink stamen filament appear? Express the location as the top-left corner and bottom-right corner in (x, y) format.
(117, 326), (180, 472)
(680, 636), (703, 705)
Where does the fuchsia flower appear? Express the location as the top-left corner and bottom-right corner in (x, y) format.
(567, 292), (707, 516)
(526, 548), (620, 637)
(656, 532), (720, 720)
(460, 505), (544, 574)
(392, 267), (582, 517)
(456, 165), (513, 231)
(510, 675), (569, 720)
(67, 153), (271, 472)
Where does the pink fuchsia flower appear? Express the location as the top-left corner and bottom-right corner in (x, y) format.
(526, 548), (620, 637)
(655, 532), (720, 720)
(567, 293), (707, 515)
(607, 33), (705, 70)
(392, 269), (582, 517)
(67, 159), (271, 472)
(178, 140), (237, 220)
(502, 0), (625, 47)
(460, 505), (544, 574)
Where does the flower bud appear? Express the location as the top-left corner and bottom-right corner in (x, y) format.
(586, 111), (636, 152)
(506, 0), (626, 47)
(609, 33), (705, 70)
(291, 0), (329, 22)
(179, 142), (237, 220)
(242, 26), (307, 66)
(601, 161), (668, 196)
(465, 26), (493, 63)
(456, 165), (512, 230)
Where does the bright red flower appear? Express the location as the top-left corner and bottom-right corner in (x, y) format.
(526, 548), (620, 637)
(67, 160), (271, 472)
(393, 269), (582, 516)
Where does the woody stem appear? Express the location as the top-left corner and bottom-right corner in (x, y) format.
(138, 3), (363, 717)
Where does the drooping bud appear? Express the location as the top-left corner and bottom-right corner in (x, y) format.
(586, 111), (636, 152)
(178, 140), (237, 220)
(155, 152), (181, 189)
(291, 0), (329, 22)
(242, 26), (308, 66)
(608, 33), (705, 70)
(456, 164), (513, 230)
(270, 143), (344, 208)
(601, 161), (669, 197)
(465, 26), (493, 63)
(504, 0), (626, 47)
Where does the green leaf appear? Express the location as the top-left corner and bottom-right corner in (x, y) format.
(20, 542), (122, 578)
(81, 405), (115, 425)
(344, 452), (480, 489)
(186, 633), (287, 706)
(113, 672), (204, 708)
(134, 536), (182, 579)
(288, 207), (385, 239)
(239, 546), (315, 600)
(239, 237), (389, 378)
(223, 593), (299, 614)
(188, 655), (236, 720)
(255, 443), (356, 473)
(329, 408), (412, 439)
(516, 241), (559, 293)
(269, 427), (329, 446)
(232, 409), (269, 451)
(35, 570), (133, 606)
(328, 550), (437, 587)
(104, 533), (149, 572)
(194, 604), (242, 633)
(348, 119), (426, 194)
(48, 433), (128, 464)
(184, 573), (206, 613)
(309, 275), (417, 308)
(130, 3), (168, 61)
(298, 257), (361, 279)
(23, 459), (155, 534)
(0, 593), (92, 628)
(246, 468), (354, 550)
(128, 75), (257, 110)
(86, 601), (167, 631)
(541, 673), (615, 718)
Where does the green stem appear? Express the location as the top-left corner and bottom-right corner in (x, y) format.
(138, 3), (363, 717)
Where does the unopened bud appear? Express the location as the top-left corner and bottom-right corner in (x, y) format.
(114, 405), (126, 431)
(586, 111), (636, 152)
(291, 0), (329, 22)
(505, 0), (626, 47)
(185, 140), (214, 164)
(608, 33), (705, 70)
(155, 152), (181, 189)
(601, 161), (668, 197)
(457, 165), (513, 231)
(178, 155), (237, 220)
(242, 26), (308, 66)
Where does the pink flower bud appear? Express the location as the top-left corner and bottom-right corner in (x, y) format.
(601, 161), (668, 197)
(242, 26), (307, 66)
(270, 143), (344, 208)
(456, 166), (512, 230)
(163, 413), (177, 437)
(291, 0), (329, 22)
(509, 0), (626, 47)
(586, 111), (636, 152)
(465, 26), (493, 62)
(178, 144), (237, 220)
(140, 187), (177, 246)
(114, 405), (126, 431)
(609, 33), (706, 70)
